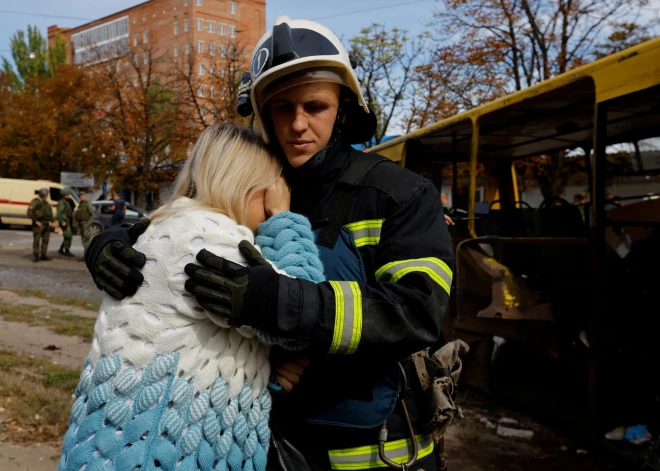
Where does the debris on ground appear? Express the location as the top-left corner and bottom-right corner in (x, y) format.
(497, 425), (535, 439)
(625, 424), (653, 445)
(43, 345), (61, 351)
(605, 424), (653, 445)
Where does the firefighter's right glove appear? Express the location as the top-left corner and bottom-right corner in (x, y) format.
(87, 218), (150, 300)
(183, 246), (280, 330)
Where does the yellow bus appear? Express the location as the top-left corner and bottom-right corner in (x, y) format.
(367, 37), (660, 437)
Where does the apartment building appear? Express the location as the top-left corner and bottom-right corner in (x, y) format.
(47, 0), (265, 73)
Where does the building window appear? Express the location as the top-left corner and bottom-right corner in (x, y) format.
(143, 32), (148, 43)
(221, 68), (226, 79)
(198, 63), (205, 75)
(219, 24), (226, 35)
(143, 52), (149, 64)
(133, 35), (138, 46)
(230, 2), (237, 14)
(196, 0), (203, 5)
(197, 41), (203, 53)
(185, 42), (190, 54)
(184, 0), (188, 6)
(197, 19), (203, 31)
(186, 63), (191, 75)
(174, 22), (179, 35)
(210, 64), (216, 74)
(210, 86), (216, 98)
(209, 44), (216, 55)
(220, 45), (227, 56)
(230, 25), (236, 38)
(174, 44), (179, 57)
(184, 19), (189, 32)
(209, 21), (215, 33)
(142, 15), (146, 22)
(198, 85), (205, 97)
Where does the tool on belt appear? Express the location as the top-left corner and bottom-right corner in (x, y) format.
(377, 340), (469, 470)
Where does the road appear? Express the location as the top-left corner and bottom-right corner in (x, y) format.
(0, 227), (103, 302)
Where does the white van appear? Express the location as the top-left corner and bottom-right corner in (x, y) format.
(0, 178), (79, 228)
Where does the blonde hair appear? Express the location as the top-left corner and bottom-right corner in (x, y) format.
(151, 123), (281, 225)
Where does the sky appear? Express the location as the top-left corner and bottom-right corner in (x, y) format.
(0, 0), (439, 57)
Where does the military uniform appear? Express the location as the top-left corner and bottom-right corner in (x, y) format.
(27, 196), (53, 260)
(57, 198), (74, 256)
(75, 199), (95, 254)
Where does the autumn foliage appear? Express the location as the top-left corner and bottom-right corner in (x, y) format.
(0, 28), (249, 208)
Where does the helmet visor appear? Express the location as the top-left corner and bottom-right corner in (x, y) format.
(261, 68), (349, 107)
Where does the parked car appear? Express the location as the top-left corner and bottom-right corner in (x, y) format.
(89, 201), (149, 238)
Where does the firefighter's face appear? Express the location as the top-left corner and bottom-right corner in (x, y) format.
(268, 81), (341, 168)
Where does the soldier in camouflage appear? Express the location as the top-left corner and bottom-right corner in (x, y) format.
(75, 190), (95, 257)
(27, 188), (54, 263)
(57, 189), (75, 257)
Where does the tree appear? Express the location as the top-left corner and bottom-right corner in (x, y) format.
(350, 24), (428, 145)
(170, 40), (250, 130)
(593, 22), (654, 59)
(1, 25), (67, 90)
(89, 42), (190, 208)
(417, 0), (656, 198)
(0, 64), (99, 180)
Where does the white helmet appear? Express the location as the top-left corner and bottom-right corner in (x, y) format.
(246, 16), (375, 145)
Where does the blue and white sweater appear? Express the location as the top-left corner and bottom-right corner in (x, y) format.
(59, 202), (324, 471)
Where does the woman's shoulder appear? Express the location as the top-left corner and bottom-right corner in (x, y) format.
(135, 205), (253, 266)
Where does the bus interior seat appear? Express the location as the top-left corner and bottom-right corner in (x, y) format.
(478, 201), (537, 276)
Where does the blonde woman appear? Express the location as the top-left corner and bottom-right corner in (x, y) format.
(59, 124), (324, 471)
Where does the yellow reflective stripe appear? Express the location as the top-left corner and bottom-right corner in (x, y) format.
(344, 219), (384, 231)
(328, 281), (362, 355)
(328, 434), (434, 470)
(345, 219), (383, 247)
(375, 257), (453, 296)
(348, 282), (362, 355)
(353, 236), (380, 248)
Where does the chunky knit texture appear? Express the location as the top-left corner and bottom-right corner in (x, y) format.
(59, 202), (322, 471)
(253, 212), (325, 351)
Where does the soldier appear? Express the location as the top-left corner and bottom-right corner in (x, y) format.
(27, 188), (53, 263)
(75, 190), (95, 257)
(57, 189), (75, 257)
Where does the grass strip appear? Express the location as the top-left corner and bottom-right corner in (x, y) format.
(0, 349), (80, 443)
(9, 287), (100, 312)
(0, 301), (95, 342)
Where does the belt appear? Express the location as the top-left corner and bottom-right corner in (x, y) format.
(328, 434), (434, 470)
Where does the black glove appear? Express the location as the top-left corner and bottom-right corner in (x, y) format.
(184, 241), (279, 328)
(87, 218), (150, 299)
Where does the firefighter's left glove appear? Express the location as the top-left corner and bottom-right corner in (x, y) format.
(184, 242), (280, 329)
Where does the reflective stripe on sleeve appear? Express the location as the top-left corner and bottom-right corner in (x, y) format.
(345, 219), (383, 247)
(328, 281), (363, 355)
(328, 434), (434, 470)
(375, 257), (453, 295)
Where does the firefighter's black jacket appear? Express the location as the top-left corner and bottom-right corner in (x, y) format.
(271, 141), (454, 361)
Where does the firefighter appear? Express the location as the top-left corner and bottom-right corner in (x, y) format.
(27, 188), (53, 262)
(83, 16), (453, 470)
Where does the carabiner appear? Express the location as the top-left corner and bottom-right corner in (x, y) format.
(378, 362), (419, 469)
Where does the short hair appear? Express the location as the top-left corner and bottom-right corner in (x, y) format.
(151, 123), (281, 227)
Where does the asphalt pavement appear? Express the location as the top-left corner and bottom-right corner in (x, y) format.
(0, 227), (103, 302)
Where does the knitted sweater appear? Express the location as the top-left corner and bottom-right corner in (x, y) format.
(59, 202), (323, 471)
